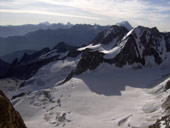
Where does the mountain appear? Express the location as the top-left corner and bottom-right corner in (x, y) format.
(0, 59), (10, 78)
(0, 24), (110, 55)
(6, 42), (80, 80)
(116, 21), (133, 31)
(5, 25), (170, 80)
(0, 22), (73, 38)
(76, 25), (170, 70)
(0, 50), (35, 63)
(0, 90), (26, 128)
(0, 24), (170, 128)
(90, 25), (128, 45)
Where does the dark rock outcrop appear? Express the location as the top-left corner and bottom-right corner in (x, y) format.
(162, 95), (170, 114)
(91, 25), (128, 45)
(149, 115), (170, 128)
(164, 32), (170, 52)
(111, 34), (143, 67)
(0, 90), (26, 128)
(75, 51), (104, 74)
(64, 50), (104, 83)
(165, 80), (170, 91)
(0, 59), (10, 78)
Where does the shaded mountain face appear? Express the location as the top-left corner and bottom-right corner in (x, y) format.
(0, 50), (35, 63)
(7, 42), (80, 80)
(0, 90), (26, 128)
(164, 32), (170, 52)
(91, 25), (128, 45)
(0, 24), (109, 55)
(0, 59), (10, 78)
(111, 26), (168, 67)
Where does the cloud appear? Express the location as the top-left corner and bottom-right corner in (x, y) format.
(0, 9), (102, 20)
(0, 0), (170, 31)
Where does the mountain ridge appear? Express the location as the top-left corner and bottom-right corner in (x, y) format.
(0, 24), (110, 55)
(0, 23), (170, 128)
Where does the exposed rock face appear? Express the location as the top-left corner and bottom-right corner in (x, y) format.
(149, 115), (170, 128)
(164, 32), (170, 52)
(107, 26), (167, 67)
(165, 80), (170, 91)
(162, 95), (170, 115)
(0, 90), (26, 128)
(91, 25), (128, 45)
(74, 50), (104, 74)
(112, 34), (143, 67)
(64, 50), (104, 83)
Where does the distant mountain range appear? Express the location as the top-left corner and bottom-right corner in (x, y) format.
(0, 22), (73, 38)
(0, 23), (110, 55)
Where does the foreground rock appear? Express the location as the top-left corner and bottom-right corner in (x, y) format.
(0, 90), (26, 128)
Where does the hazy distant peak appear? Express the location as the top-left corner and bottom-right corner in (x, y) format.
(116, 21), (133, 31)
(66, 22), (73, 27)
(39, 21), (50, 26)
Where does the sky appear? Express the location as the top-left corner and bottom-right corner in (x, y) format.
(0, 0), (170, 31)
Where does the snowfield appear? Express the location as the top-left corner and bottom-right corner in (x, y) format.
(1, 24), (170, 127)
(5, 60), (169, 128)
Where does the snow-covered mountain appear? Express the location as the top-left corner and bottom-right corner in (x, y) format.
(0, 24), (170, 128)
(77, 25), (170, 69)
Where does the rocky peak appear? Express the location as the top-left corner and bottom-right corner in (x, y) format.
(91, 25), (128, 45)
(52, 42), (74, 53)
(116, 21), (133, 31)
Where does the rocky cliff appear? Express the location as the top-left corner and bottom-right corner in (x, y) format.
(0, 90), (26, 128)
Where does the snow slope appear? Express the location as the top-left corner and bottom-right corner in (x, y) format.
(11, 61), (170, 128)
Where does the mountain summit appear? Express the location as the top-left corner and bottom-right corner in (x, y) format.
(116, 21), (133, 31)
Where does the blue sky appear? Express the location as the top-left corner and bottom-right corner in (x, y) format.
(0, 0), (170, 31)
